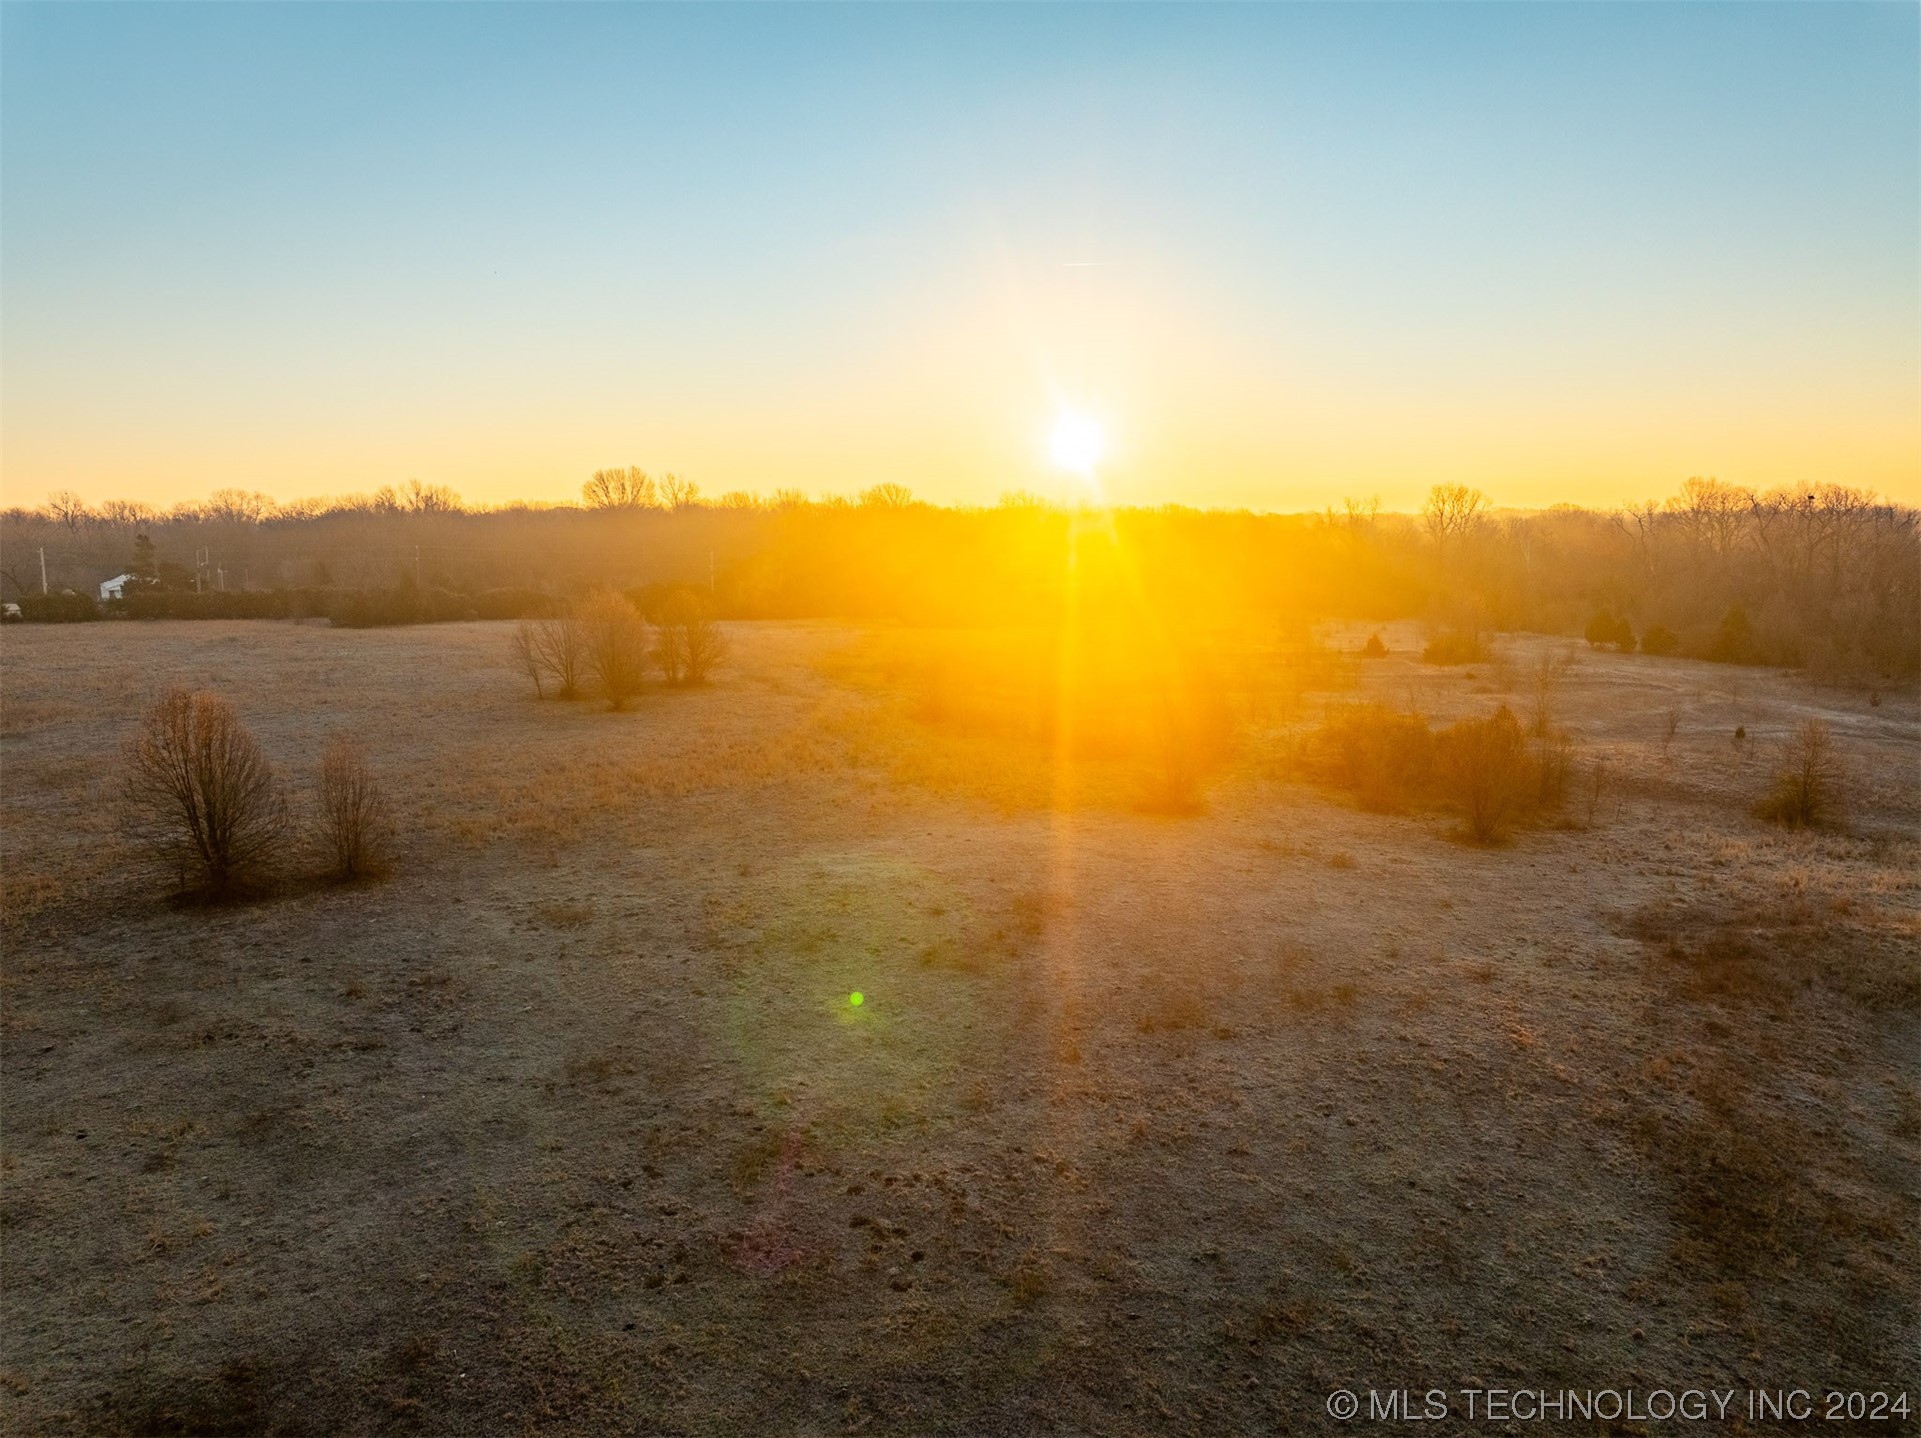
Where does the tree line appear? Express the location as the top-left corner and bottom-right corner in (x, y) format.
(4, 471), (1915, 678)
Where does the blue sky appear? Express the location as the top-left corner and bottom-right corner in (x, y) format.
(3, 3), (1915, 510)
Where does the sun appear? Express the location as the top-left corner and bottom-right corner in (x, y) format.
(1049, 411), (1105, 478)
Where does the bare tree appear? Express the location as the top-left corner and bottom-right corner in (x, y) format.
(316, 733), (391, 879)
(582, 466), (659, 510)
(656, 588), (727, 684)
(1665, 476), (1753, 561)
(202, 489), (276, 526)
(97, 498), (161, 528)
(1422, 484), (1488, 548)
(403, 479), (463, 515)
(860, 483), (916, 508)
(46, 490), (92, 534)
(126, 689), (287, 895)
(1527, 647), (1574, 737)
(373, 479), (463, 516)
(578, 589), (650, 709)
(657, 473), (701, 510)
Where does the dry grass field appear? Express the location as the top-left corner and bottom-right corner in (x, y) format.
(2, 619), (1916, 1435)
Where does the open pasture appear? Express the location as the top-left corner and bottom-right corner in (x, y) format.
(1, 619), (1916, 1435)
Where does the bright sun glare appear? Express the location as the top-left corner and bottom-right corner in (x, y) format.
(1049, 411), (1105, 478)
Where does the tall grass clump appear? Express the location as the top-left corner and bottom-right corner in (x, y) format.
(126, 688), (287, 896)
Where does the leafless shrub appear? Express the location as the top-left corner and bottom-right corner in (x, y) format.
(125, 688), (287, 895)
(1139, 670), (1236, 815)
(509, 620), (546, 698)
(578, 589), (650, 710)
(1660, 707), (1681, 759)
(1311, 703), (1435, 812)
(315, 733), (391, 880)
(656, 588), (727, 685)
(1532, 731), (1573, 812)
(1437, 704), (1529, 842)
(1527, 648), (1574, 737)
(533, 609), (587, 699)
(1582, 756), (1612, 826)
(1756, 719), (1844, 827)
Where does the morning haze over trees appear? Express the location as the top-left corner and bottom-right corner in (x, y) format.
(5, 472), (1916, 680)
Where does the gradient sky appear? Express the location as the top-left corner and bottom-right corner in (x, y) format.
(3, 3), (1916, 513)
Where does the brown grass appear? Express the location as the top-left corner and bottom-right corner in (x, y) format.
(1619, 890), (1917, 1287)
(3, 620), (1917, 1433)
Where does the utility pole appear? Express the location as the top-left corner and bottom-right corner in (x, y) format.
(39, 547), (48, 595)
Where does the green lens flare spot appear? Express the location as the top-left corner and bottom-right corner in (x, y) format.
(849, 991), (864, 1007)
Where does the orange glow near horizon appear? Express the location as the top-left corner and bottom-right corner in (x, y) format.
(5, 7), (1916, 517)
(5, 243), (1914, 516)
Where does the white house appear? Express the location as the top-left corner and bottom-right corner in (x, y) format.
(99, 573), (136, 601)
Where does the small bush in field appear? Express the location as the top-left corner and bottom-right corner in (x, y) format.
(656, 588), (727, 685)
(126, 688), (287, 896)
(1756, 720), (1843, 827)
(578, 589), (650, 710)
(1584, 608), (1635, 652)
(535, 609), (588, 699)
(1309, 700), (1577, 839)
(1526, 648), (1574, 736)
(316, 733), (391, 880)
(1640, 624), (1680, 657)
(1314, 704), (1436, 812)
(1360, 632), (1387, 659)
(1421, 630), (1486, 665)
(510, 620), (547, 697)
(1437, 704), (1529, 841)
(1138, 658), (1238, 814)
